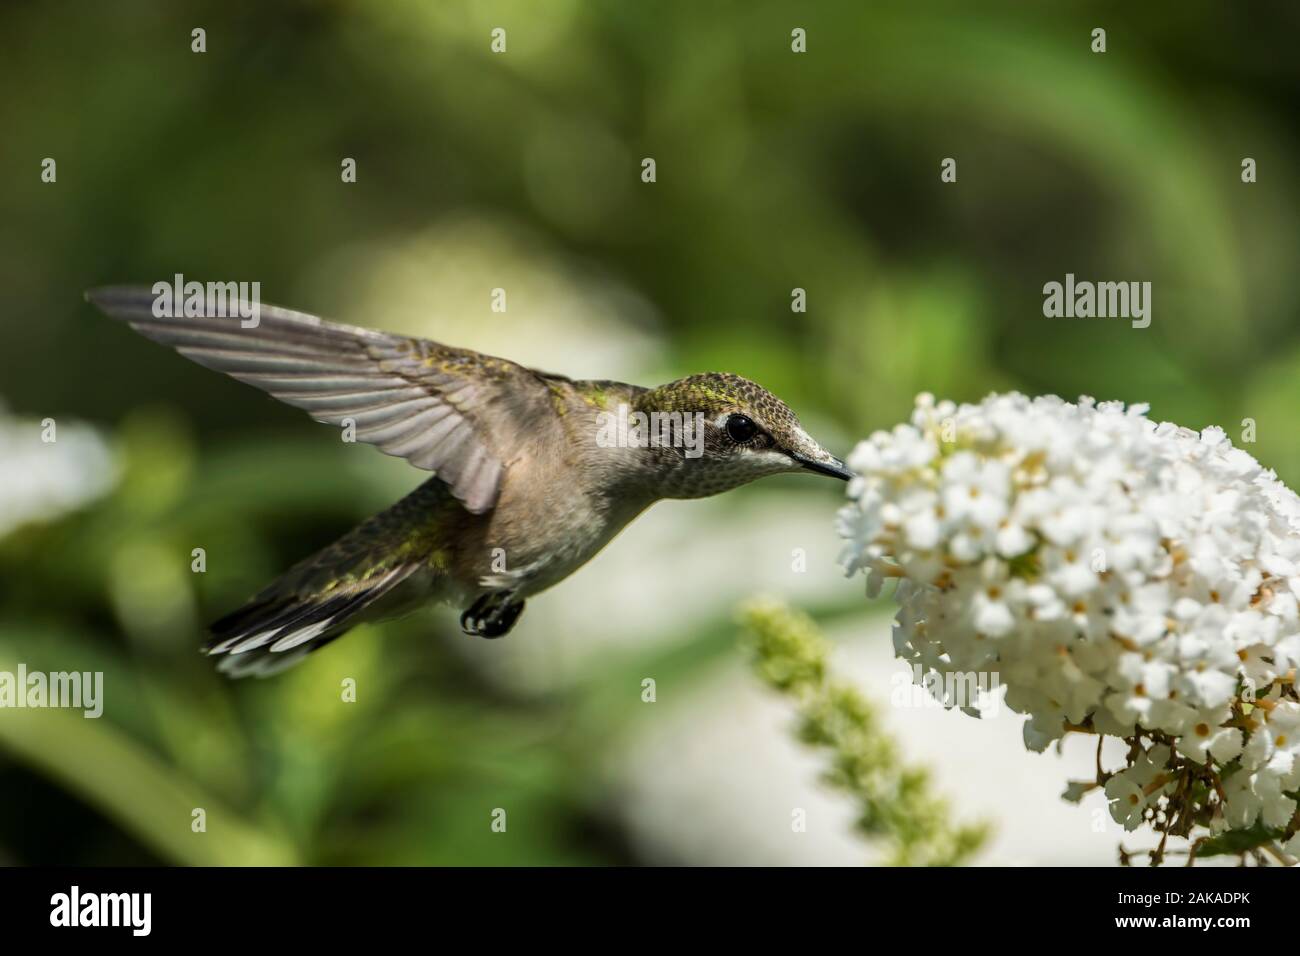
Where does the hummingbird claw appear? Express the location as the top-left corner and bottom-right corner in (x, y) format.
(460, 592), (525, 639)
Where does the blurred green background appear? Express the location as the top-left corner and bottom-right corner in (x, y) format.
(1, 0), (1298, 865)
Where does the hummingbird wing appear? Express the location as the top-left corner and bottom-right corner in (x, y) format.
(86, 286), (557, 514)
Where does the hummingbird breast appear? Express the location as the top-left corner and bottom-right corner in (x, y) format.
(445, 434), (648, 601)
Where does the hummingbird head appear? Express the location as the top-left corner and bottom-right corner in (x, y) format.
(624, 372), (852, 499)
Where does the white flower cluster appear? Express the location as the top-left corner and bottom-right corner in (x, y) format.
(0, 401), (117, 540)
(838, 392), (1300, 848)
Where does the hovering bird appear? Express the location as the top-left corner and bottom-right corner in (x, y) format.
(86, 287), (851, 677)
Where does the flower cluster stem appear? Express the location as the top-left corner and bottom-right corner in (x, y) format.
(741, 598), (990, 866)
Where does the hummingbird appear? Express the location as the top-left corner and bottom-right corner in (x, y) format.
(86, 286), (852, 678)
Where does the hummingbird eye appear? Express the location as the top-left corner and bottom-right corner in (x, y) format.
(725, 413), (760, 443)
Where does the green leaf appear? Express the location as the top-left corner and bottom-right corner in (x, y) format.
(0, 655), (296, 866)
(1195, 821), (1287, 859)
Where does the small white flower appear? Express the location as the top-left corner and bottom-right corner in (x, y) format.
(1253, 771), (1297, 829)
(995, 520), (1034, 558)
(1104, 772), (1148, 831)
(1130, 744), (1174, 790)
(1223, 771), (1263, 830)
(1248, 701), (1300, 780)
(941, 453), (1010, 534)
(1174, 707), (1243, 766)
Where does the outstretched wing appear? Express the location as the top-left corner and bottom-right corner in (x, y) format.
(86, 285), (555, 514)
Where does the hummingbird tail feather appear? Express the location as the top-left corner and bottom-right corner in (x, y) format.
(204, 562), (420, 678)
(203, 480), (454, 678)
(205, 564), (419, 678)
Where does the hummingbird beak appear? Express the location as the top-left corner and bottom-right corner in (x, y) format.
(790, 449), (854, 481)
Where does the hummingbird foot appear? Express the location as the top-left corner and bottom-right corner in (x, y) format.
(460, 591), (526, 639)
